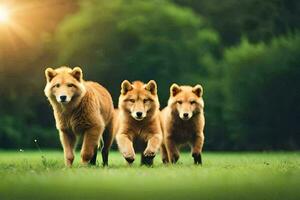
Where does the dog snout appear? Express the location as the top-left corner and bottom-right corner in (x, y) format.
(60, 95), (67, 102)
(132, 111), (145, 121)
(136, 112), (143, 118)
(181, 112), (191, 120)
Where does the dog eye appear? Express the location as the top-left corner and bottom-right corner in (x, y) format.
(143, 99), (150, 103)
(67, 84), (74, 88)
(129, 99), (135, 103)
(190, 100), (196, 104)
(55, 84), (60, 88)
(177, 100), (182, 104)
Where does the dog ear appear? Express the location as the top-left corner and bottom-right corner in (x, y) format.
(121, 80), (133, 95)
(192, 84), (203, 97)
(145, 80), (157, 95)
(170, 83), (181, 97)
(71, 67), (83, 82)
(45, 67), (57, 82)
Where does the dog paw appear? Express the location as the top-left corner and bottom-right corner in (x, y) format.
(192, 153), (202, 165)
(141, 155), (155, 166)
(125, 157), (135, 164)
(122, 152), (135, 164)
(171, 155), (179, 164)
(122, 151), (135, 158)
(162, 158), (169, 164)
(143, 149), (156, 157)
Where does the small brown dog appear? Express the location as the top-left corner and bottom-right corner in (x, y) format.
(161, 84), (205, 164)
(114, 80), (163, 165)
(44, 66), (114, 166)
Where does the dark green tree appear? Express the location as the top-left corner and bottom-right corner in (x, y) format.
(55, 0), (219, 104)
(222, 33), (300, 150)
(173, 0), (300, 45)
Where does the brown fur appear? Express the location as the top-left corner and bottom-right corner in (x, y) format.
(44, 66), (114, 166)
(114, 80), (163, 165)
(161, 84), (205, 164)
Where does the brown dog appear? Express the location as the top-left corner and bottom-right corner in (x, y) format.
(161, 84), (205, 164)
(44, 66), (114, 166)
(114, 80), (163, 165)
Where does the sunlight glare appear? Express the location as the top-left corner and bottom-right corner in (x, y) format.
(0, 6), (10, 23)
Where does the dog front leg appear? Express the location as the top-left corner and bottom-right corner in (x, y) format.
(191, 134), (204, 165)
(166, 136), (180, 164)
(160, 143), (169, 164)
(142, 133), (162, 166)
(59, 130), (77, 167)
(81, 126), (103, 165)
(116, 133), (135, 164)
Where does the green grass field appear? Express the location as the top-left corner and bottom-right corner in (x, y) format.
(0, 151), (299, 200)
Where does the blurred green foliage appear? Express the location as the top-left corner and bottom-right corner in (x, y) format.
(174, 0), (300, 45)
(0, 0), (299, 150)
(222, 34), (300, 150)
(55, 0), (219, 102)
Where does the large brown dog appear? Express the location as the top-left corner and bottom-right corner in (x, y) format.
(114, 80), (163, 165)
(161, 84), (205, 164)
(44, 66), (114, 166)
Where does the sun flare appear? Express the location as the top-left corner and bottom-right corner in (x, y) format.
(0, 6), (10, 23)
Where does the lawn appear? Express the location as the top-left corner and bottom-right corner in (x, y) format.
(0, 151), (299, 200)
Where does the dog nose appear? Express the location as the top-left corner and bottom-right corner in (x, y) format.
(60, 95), (67, 102)
(136, 112), (143, 118)
(183, 113), (189, 118)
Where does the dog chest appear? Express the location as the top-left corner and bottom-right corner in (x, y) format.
(169, 121), (197, 143)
